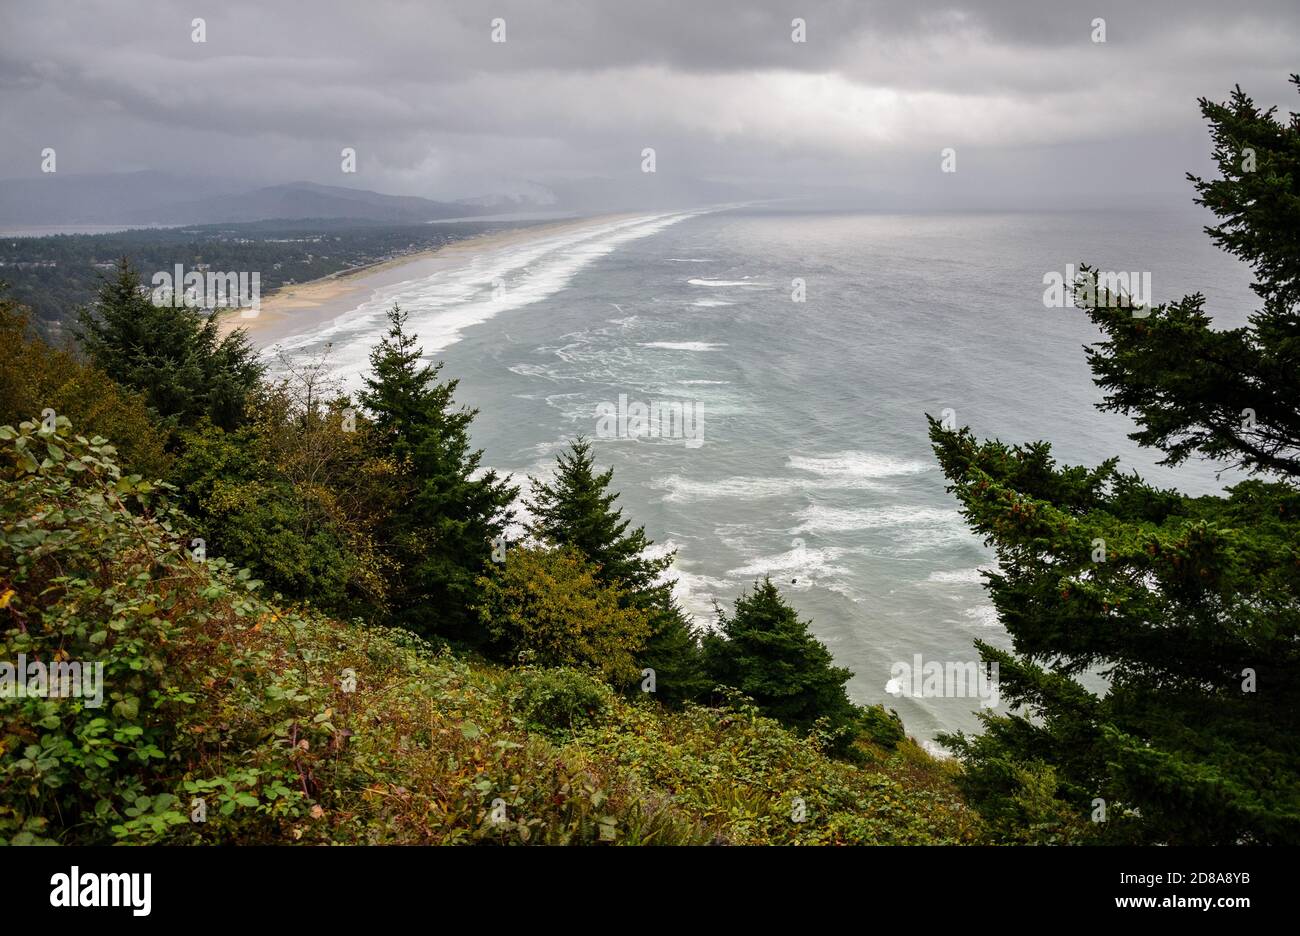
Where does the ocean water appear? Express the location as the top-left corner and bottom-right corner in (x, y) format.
(274, 205), (1258, 742)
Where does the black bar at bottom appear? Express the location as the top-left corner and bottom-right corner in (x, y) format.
(0, 845), (1276, 923)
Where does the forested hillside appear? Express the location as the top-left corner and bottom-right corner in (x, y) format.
(0, 218), (519, 338)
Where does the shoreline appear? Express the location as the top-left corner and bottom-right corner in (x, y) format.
(219, 213), (636, 347)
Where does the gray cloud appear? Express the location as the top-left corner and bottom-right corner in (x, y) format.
(1, 0), (1296, 206)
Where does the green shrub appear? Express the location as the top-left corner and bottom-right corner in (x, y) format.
(0, 296), (171, 478)
(475, 545), (650, 685)
(509, 667), (614, 738)
(857, 703), (906, 750)
(0, 415), (319, 843)
(169, 383), (402, 621)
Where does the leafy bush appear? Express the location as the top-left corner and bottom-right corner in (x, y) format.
(574, 691), (984, 845)
(508, 667), (615, 738)
(170, 397), (399, 619)
(856, 703), (906, 750)
(475, 545), (651, 685)
(0, 415), (317, 843)
(0, 295), (171, 478)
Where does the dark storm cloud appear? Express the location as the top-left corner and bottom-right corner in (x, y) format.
(0, 0), (1296, 204)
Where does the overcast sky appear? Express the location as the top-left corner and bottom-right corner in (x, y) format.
(1, 0), (1296, 207)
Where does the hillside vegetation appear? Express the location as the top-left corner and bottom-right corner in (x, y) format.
(0, 419), (980, 845)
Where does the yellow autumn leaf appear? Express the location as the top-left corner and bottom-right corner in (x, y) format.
(0, 588), (14, 609)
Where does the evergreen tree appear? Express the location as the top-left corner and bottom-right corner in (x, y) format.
(931, 78), (1300, 845)
(528, 437), (663, 591)
(527, 438), (709, 703)
(76, 258), (263, 430)
(359, 304), (517, 644)
(637, 602), (712, 706)
(702, 578), (857, 732)
(1076, 78), (1300, 479)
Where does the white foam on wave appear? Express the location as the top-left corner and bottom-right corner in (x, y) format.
(927, 567), (990, 585)
(689, 299), (734, 307)
(687, 277), (771, 288)
(635, 539), (736, 627)
(652, 475), (813, 502)
(665, 258), (713, 263)
(507, 362), (564, 381)
(920, 739), (954, 760)
(788, 451), (932, 480)
(651, 472), (893, 503)
(638, 341), (726, 351)
(963, 605), (1001, 627)
(270, 209), (708, 388)
(727, 543), (853, 582)
(791, 503), (962, 535)
(670, 569), (735, 628)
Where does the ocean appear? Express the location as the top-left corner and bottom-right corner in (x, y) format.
(271, 204), (1258, 742)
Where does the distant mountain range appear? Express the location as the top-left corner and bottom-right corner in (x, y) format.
(154, 180), (497, 225)
(0, 171), (761, 227)
(0, 173), (497, 226)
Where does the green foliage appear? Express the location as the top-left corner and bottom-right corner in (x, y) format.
(358, 305), (517, 644)
(0, 416), (315, 843)
(1080, 76), (1300, 477)
(0, 292), (171, 478)
(639, 604), (712, 706)
(528, 438), (709, 703)
(930, 79), (1300, 845)
(475, 545), (650, 685)
(508, 667), (615, 738)
(1191, 75), (1300, 325)
(0, 417), (981, 846)
(76, 258), (263, 431)
(855, 703), (907, 750)
(703, 578), (858, 735)
(169, 358), (401, 618)
(528, 436), (666, 593)
(930, 423), (1300, 844)
(573, 692), (983, 845)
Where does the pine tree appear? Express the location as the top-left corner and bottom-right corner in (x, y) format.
(359, 304), (517, 644)
(527, 437), (708, 703)
(702, 578), (856, 732)
(931, 78), (1300, 845)
(76, 258), (263, 430)
(1078, 78), (1300, 478)
(528, 437), (663, 590)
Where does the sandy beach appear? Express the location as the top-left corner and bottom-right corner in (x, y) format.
(219, 213), (634, 347)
